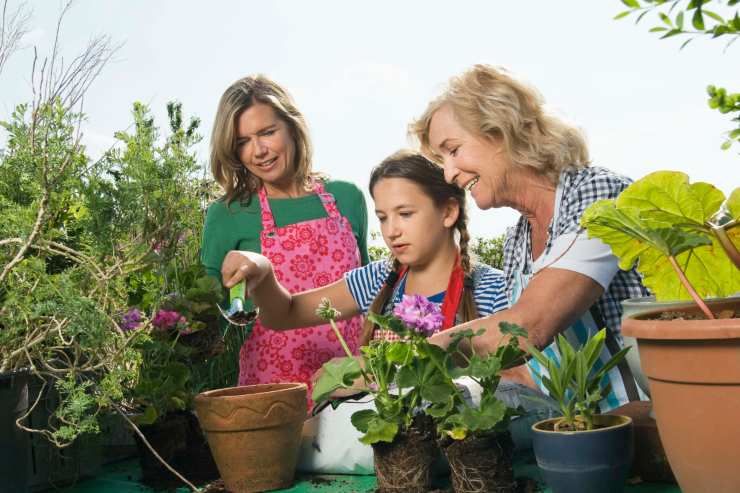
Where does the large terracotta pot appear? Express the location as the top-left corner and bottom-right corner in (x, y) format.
(193, 383), (307, 493)
(621, 297), (740, 493)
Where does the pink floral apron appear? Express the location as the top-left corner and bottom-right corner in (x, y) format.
(238, 181), (363, 408)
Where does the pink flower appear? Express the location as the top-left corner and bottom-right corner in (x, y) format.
(393, 294), (443, 336)
(152, 309), (186, 330)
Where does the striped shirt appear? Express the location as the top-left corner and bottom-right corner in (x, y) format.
(345, 260), (509, 340)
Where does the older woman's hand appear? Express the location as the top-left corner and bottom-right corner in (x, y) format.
(221, 250), (272, 290)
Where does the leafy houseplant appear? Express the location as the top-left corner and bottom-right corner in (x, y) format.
(422, 322), (526, 493)
(313, 296), (446, 493)
(580, 171), (740, 493)
(528, 329), (634, 493)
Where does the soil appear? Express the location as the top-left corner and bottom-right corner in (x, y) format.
(372, 414), (437, 493)
(649, 307), (739, 321)
(440, 432), (517, 493)
(135, 412), (220, 491)
(536, 419), (610, 432)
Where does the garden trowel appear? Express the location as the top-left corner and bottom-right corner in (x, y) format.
(218, 281), (259, 327)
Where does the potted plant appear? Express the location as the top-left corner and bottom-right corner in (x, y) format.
(420, 322), (526, 493)
(123, 267), (224, 488)
(581, 171), (739, 493)
(526, 328), (633, 493)
(312, 296), (445, 493)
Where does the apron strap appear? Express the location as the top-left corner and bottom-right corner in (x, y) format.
(589, 305), (641, 402)
(257, 187), (277, 230)
(312, 180), (341, 219)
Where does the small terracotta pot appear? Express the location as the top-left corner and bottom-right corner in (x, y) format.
(193, 383), (307, 493)
(622, 297), (740, 493)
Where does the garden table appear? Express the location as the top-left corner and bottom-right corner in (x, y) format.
(58, 455), (681, 493)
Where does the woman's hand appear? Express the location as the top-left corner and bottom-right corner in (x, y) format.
(221, 250), (272, 291)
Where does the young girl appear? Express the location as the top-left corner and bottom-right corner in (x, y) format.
(221, 150), (508, 366)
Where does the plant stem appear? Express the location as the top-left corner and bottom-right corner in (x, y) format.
(711, 222), (740, 271)
(114, 405), (200, 492)
(668, 255), (715, 320)
(329, 319), (353, 359)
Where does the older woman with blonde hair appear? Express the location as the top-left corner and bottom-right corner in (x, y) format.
(412, 64), (648, 415)
(201, 75), (368, 404)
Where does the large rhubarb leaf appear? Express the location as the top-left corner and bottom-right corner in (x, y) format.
(617, 171), (725, 227)
(582, 189), (740, 300)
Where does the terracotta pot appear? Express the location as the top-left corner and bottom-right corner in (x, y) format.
(193, 383), (307, 493)
(622, 297), (740, 493)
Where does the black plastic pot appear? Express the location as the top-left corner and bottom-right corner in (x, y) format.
(532, 414), (633, 493)
(0, 370), (31, 493)
(0, 371), (102, 493)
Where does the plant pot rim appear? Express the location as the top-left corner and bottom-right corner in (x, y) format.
(532, 415), (632, 435)
(622, 297), (740, 340)
(195, 382), (307, 402)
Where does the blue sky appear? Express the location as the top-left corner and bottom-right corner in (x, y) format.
(1, 0), (738, 241)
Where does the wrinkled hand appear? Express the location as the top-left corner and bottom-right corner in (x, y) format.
(221, 250), (272, 291)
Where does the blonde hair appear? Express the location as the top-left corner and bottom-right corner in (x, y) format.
(358, 150), (479, 345)
(411, 64), (590, 185)
(210, 75), (314, 204)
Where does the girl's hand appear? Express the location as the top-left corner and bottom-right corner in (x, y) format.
(221, 250), (272, 291)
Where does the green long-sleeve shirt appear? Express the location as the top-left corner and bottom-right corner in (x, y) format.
(200, 179), (369, 284)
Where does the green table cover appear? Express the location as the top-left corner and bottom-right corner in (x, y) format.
(58, 457), (680, 493)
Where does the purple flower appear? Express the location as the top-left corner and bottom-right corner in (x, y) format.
(152, 309), (186, 330)
(121, 308), (142, 332)
(393, 294), (443, 336)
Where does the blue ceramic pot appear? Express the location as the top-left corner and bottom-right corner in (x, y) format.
(532, 414), (633, 493)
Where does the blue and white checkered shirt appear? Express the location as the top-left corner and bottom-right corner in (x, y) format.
(503, 166), (649, 339)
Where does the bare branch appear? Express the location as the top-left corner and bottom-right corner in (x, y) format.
(0, 0), (32, 77)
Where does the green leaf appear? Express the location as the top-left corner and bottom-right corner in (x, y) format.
(593, 346), (631, 383)
(614, 10), (632, 20)
(649, 26), (668, 32)
(680, 38), (694, 50)
(703, 10), (726, 23)
(581, 172), (740, 300)
(726, 188), (740, 220)
(621, 0), (640, 7)
(359, 417), (398, 445)
(133, 406), (158, 426)
(350, 409), (377, 433)
(425, 396), (455, 418)
(499, 321), (527, 338)
(386, 342), (411, 364)
(692, 8), (705, 30)
(659, 12), (673, 26)
(395, 365), (418, 389)
(676, 11), (685, 29)
(311, 357), (362, 404)
(660, 28), (683, 38)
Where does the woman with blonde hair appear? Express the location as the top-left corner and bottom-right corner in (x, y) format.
(201, 75), (368, 403)
(412, 64), (648, 414)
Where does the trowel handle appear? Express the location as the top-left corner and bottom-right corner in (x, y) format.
(230, 281), (246, 304)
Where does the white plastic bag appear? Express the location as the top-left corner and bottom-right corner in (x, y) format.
(296, 394), (375, 474)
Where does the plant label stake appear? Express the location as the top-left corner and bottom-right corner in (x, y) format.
(218, 282), (259, 327)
